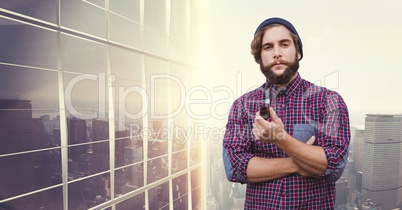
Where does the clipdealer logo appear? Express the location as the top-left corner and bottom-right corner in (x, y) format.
(64, 72), (249, 141)
(64, 72), (245, 121)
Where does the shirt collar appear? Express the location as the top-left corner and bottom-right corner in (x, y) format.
(263, 73), (302, 98)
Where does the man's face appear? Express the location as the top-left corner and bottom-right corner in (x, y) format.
(259, 25), (301, 85)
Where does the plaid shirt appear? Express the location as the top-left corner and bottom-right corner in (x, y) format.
(223, 74), (350, 209)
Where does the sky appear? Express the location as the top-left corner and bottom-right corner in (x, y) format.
(200, 0), (402, 127)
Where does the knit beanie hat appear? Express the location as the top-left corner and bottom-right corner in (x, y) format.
(254, 17), (303, 60)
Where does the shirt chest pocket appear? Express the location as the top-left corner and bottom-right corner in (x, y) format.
(292, 124), (315, 143)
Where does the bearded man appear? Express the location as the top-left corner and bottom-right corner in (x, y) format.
(223, 17), (350, 210)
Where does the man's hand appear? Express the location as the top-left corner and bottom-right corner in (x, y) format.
(294, 136), (318, 177)
(253, 107), (287, 143)
(253, 108), (322, 178)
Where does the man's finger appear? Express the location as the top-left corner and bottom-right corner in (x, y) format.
(306, 136), (316, 145)
(269, 107), (281, 123)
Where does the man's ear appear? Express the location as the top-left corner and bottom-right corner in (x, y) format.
(297, 53), (301, 60)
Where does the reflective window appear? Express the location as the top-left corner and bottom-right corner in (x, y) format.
(190, 146), (201, 166)
(144, 1), (168, 56)
(172, 150), (187, 173)
(191, 168), (202, 209)
(147, 155), (169, 184)
(0, 66), (59, 154)
(68, 173), (110, 209)
(0, 1), (204, 209)
(110, 47), (142, 81)
(109, 13), (142, 49)
(0, 18), (58, 69)
(0, 1), (57, 24)
(63, 72), (108, 119)
(67, 141), (109, 177)
(113, 79), (144, 135)
(148, 181), (169, 209)
(61, 1), (106, 38)
(116, 192), (145, 209)
(0, 150), (62, 200)
(144, 1), (166, 33)
(0, 186), (63, 210)
(61, 34), (108, 74)
(110, 0), (140, 22)
(169, 0), (188, 62)
(115, 163), (144, 195)
(85, 0), (105, 8)
(173, 174), (188, 209)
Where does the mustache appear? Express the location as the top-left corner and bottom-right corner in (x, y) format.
(265, 59), (293, 69)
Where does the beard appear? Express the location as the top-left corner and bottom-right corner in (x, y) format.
(260, 55), (299, 85)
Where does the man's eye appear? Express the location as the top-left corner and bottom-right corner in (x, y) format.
(263, 46), (271, 50)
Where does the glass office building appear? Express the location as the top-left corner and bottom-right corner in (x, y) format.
(0, 1), (205, 209)
(362, 115), (402, 210)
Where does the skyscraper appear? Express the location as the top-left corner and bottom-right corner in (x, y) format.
(0, 99), (50, 208)
(353, 129), (364, 172)
(362, 114), (402, 209)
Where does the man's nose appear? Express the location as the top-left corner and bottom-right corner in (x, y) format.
(273, 46), (282, 59)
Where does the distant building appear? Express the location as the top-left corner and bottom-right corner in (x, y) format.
(0, 99), (48, 208)
(353, 129), (364, 172)
(92, 119), (109, 173)
(362, 114), (402, 209)
(335, 179), (349, 207)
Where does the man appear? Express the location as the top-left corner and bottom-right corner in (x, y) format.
(223, 17), (350, 209)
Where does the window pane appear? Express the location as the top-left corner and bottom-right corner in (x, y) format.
(85, 0), (105, 8)
(0, 110), (61, 154)
(0, 65), (59, 109)
(92, 119), (109, 141)
(169, 0), (188, 62)
(0, 18), (58, 69)
(110, 47), (142, 81)
(144, 1), (168, 56)
(68, 173), (110, 209)
(0, 66), (60, 154)
(190, 146), (201, 166)
(0, 1), (58, 24)
(0, 186), (63, 210)
(174, 194), (188, 209)
(190, 169), (202, 209)
(61, 34), (108, 74)
(145, 56), (169, 117)
(148, 181), (169, 210)
(67, 141), (109, 177)
(0, 150), (62, 200)
(172, 150), (187, 173)
(147, 155), (168, 184)
(116, 192), (145, 210)
(110, 0), (140, 22)
(115, 163), (144, 195)
(173, 174), (188, 201)
(61, 1), (106, 38)
(109, 13), (141, 49)
(116, 138), (143, 168)
(148, 136), (168, 159)
(172, 112), (189, 153)
(115, 135), (131, 166)
(113, 79), (144, 133)
(64, 72), (108, 119)
(144, 2), (166, 33)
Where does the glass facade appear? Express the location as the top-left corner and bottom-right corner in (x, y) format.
(362, 115), (402, 210)
(0, 1), (204, 210)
